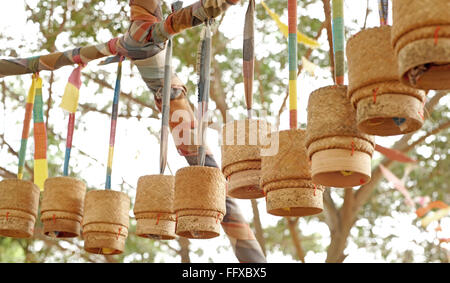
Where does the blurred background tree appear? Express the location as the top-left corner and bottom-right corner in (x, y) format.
(0, 0), (448, 263)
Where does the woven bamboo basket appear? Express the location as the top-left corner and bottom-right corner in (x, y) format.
(221, 119), (271, 199)
(306, 86), (375, 188)
(347, 26), (426, 136)
(82, 190), (130, 255)
(392, 0), (450, 90)
(41, 177), (86, 238)
(261, 129), (324, 217)
(134, 175), (176, 240)
(0, 179), (40, 238)
(174, 166), (226, 239)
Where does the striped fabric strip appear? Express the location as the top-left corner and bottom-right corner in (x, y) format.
(17, 75), (37, 180)
(243, 0), (255, 118)
(197, 22), (212, 167)
(332, 0), (344, 85)
(261, 1), (320, 49)
(378, 0), (389, 26)
(105, 58), (124, 190)
(288, 0), (298, 129)
(63, 113), (75, 176)
(160, 38), (173, 174)
(60, 52), (84, 176)
(33, 76), (48, 190)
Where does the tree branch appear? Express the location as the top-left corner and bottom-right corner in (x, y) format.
(354, 90), (449, 212)
(322, 188), (339, 232)
(362, 0), (370, 30)
(322, 0), (335, 82)
(286, 217), (305, 263)
(251, 199), (266, 256)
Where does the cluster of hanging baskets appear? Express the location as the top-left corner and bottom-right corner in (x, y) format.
(0, 0), (447, 260)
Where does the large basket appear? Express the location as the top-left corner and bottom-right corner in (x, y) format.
(221, 119), (271, 199)
(306, 86), (375, 187)
(261, 129), (324, 217)
(174, 166), (226, 239)
(0, 179), (40, 238)
(41, 177), (86, 238)
(82, 190), (130, 255)
(391, 0), (450, 90)
(134, 175), (176, 240)
(347, 26), (426, 136)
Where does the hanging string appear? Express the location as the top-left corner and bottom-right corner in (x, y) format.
(60, 55), (85, 176)
(105, 56), (124, 190)
(160, 1), (182, 174)
(17, 74), (38, 180)
(243, 0), (255, 119)
(33, 74), (48, 191)
(197, 21), (212, 167)
(288, 0), (298, 129)
(160, 39), (173, 175)
(332, 0), (344, 85)
(378, 0), (389, 26)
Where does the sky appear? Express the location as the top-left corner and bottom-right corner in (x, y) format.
(0, 0), (448, 263)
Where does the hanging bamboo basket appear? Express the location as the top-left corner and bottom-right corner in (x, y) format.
(221, 119), (271, 199)
(306, 86), (375, 188)
(134, 175), (176, 240)
(392, 0), (450, 90)
(41, 177), (86, 238)
(261, 129), (323, 216)
(174, 166), (226, 239)
(0, 179), (40, 238)
(82, 190), (130, 255)
(347, 26), (426, 136)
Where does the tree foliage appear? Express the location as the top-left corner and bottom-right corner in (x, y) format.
(0, 0), (448, 263)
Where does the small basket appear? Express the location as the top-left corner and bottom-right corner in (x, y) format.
(261, 129), (324, 217)
(0, 179), (40, 238)
(306, 86), (375, 187)
(174, 166), (226, 239)
(134, 175), (176, 240)
(82, 190), (130, 255)
(221, 119), (271, 199)
(41, 177), (86, 238)
(347, 26), (426, 136)
(391, 0), (450, 90)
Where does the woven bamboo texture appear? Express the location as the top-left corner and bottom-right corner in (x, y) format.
(392, 0), (450, 89)
(174, 166), (226, 239)
(261, 129), (324, 217)
(0, 179), (40, 238)
(41, 177), (86, 238)
(306, 85), (375, 151)
(82, 190), (130, 255)
(225, 169), (261, 199)
(343, 27), (424, 135)
(134, 175), (176, 240)
(221, 119), (271, 175)
(306, 86), (374, 187)
(355, 94), (425, 136)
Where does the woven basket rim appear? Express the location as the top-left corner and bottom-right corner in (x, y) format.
(305, 133), (375, 150)
(393, 23), (450, 49)
(351, 86), (426, 107)
(347, 25), (391, 48)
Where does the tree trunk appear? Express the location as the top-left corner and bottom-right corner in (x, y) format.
(251, 199), (266, 256)
(178, 237), (191, 263)
(287, 218), (306, 262)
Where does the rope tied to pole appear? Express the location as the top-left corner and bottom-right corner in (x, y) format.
(105, 56), (124, 190)
(197, 19), (213, 167)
